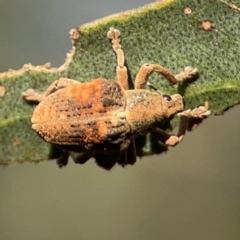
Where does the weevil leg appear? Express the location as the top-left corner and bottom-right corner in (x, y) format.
(178, 102), (211, 119)
(56, 150), (70, 168)
(134, 64), (198, 89)
(22, 78), (79, 102)
(178, 102), (211, 130)
(150, 128), (183, 146)
(69, 151), (94, 165)
(151, 102), (211, 146)
(107, 27), (128, 90)
(95, 151), (121, 170)
(116, 138), (137, 167)
(117, 151), (128, 167)
(57, 150), (94, 167)
(125, 137), (137, 165)
(116, 66), (128, 91)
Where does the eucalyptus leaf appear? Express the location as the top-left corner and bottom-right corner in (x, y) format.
(0, 0), (239, 165)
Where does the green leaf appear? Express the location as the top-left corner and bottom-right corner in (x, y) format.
(0, 0), (240, 165)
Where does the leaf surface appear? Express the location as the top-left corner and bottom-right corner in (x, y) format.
(0, 0), (239, 164)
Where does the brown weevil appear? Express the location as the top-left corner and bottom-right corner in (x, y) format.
(22, 27), (210, 168)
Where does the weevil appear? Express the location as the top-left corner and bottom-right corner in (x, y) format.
(22, 27), (210, 167)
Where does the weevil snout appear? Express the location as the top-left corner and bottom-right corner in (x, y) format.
(165, 93), (184, 117)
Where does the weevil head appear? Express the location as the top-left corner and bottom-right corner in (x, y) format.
(124, 90), (184, 134)
(162, 93), (184, 118)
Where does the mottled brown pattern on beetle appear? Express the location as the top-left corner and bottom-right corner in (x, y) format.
(31, 78), (127, 148)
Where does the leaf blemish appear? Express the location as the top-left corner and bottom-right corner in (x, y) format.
(201, 20), (214, 31)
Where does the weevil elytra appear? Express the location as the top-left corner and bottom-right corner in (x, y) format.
(22, 27), (210, 168)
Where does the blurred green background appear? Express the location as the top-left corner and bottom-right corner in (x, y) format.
(0, 0), (240, 240)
